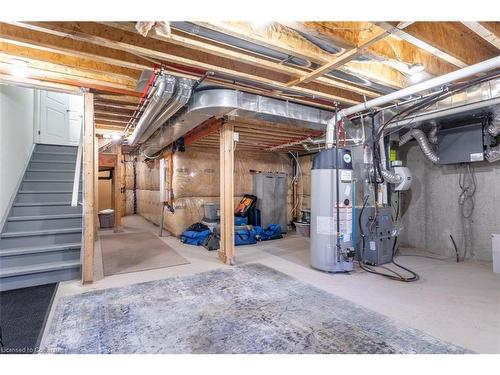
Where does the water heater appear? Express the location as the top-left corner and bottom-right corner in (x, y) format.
(310, 148), (355, 272)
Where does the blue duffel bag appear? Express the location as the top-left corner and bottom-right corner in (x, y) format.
(180, 229), (211, 245)
(254, 224), (283, 241)
(234, 228), (257, 246)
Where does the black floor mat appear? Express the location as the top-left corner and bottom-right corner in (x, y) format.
(0, 283), (57, 354)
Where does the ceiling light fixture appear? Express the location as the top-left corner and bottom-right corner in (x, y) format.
(10, 59), (28, 78)
(407, 63), (425, 75)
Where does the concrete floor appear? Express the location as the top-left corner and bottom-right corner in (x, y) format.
(42, 215), (500, 353)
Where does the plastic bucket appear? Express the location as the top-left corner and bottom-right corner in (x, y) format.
(294, 221), (310, 237)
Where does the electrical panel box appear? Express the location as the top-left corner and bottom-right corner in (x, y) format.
(356, 206), (395, 266)
(253, 172), (288, 232)
(437, 123), (485, 164)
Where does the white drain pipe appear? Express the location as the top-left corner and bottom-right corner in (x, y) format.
(338, 56), (500, 118)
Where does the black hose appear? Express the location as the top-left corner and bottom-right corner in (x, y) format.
(449, 234), (460, 263)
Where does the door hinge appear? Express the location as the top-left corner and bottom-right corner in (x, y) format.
(38, 130), (41, 135)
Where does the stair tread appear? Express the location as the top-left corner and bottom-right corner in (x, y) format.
(34, 151), (77, 156)
(13, 202), (79, 207)
(0, 260), (81, 278)
(30, 160), (76, 164)
(0, 242), (81, 257)
(1, 227), (82, 238)
(18, 190), (78, 194)
(23, 179), (76, 182)
(27, 169), (75, 172)
(8, 213), (82, 221)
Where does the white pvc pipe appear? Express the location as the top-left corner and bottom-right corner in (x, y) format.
(339, 56), (500, 118)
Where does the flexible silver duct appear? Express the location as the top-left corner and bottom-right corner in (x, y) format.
(410, 129), (439, 164)
(378, 134), (403, 184)
(485, 144), (500, 162)
(138, 78), (194, 144)
(380, 168), (403, 184)
(428, 124), (438, 144)
(487, 111), (500, 137)
(398, 129), (415, 146)
(129, 74), (176, 146)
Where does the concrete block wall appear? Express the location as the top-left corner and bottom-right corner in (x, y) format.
(399, 143), (500, 262)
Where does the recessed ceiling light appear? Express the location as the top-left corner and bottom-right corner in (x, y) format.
(10, 59), (28, 77)
(408, 63), (425, 75)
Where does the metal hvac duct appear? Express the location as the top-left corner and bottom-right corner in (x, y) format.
(128, 74), (176, 146)
(142, 89), (334, 156)
(138, 78), (194, 144)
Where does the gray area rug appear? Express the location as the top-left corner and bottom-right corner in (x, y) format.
(100, 231), (189, 276)
(41, 263), (471, 354)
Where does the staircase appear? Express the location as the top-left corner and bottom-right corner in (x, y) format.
(0, 144), (82, 291)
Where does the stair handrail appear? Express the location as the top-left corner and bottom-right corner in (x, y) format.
(71, 117), (83, 207)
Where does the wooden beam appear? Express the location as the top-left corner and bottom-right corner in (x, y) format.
(219, 120), (235, 265)
(287, 29), (388, 86)
(114, 144), (123, 232)
(10, 22), (363, 105)
(82, 92), (95, 284)
(461, 22), (500, 50)
(184, 118), (222, 146)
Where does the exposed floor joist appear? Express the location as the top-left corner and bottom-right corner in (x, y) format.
(461, 22), (500, 50)
(6, 22), (364, 106)
(194, 21), (407, 89)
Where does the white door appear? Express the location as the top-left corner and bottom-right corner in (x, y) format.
(36, 90), (83, 146)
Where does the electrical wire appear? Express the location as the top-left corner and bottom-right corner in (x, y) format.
(458, 163), (477, 261)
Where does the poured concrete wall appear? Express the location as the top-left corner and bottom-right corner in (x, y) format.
(399, 143), (500, 262)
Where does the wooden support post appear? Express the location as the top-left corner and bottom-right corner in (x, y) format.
(114, 144), (123, 232)
(82, 92), (95, 284)
(219, 120), (235, 265)
(93, 134), (99, 240)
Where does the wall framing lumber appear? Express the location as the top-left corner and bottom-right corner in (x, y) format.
(82, 92), (95, 284)
(114, 144), (123, 232)
(219, 120), (235, 265)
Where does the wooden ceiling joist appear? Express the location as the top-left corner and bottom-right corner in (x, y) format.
(0, 41), (141, 81)
(9, 22), (364, 105)
(194, 21), (407, 89)
(461, 22), (500, 50)
(101, 22), (381, 99)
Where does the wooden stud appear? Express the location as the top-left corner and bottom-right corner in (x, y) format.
(114, 144), (123, 232)
(287, 29), (388, 86)
(219, 120), (235, 265)
(93, 134), (99, 240)
(82, 92), (95, 284)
